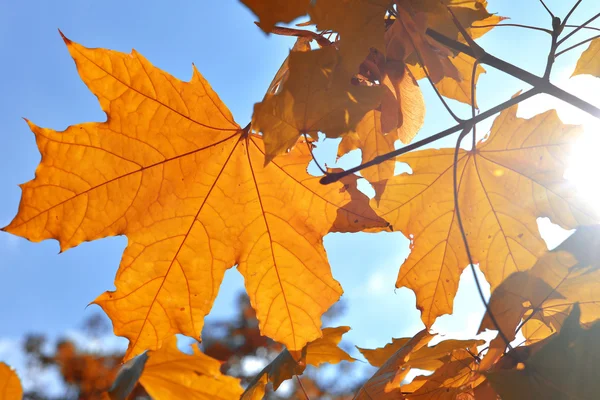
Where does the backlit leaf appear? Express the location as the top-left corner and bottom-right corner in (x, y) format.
(481, 225), (600, 344)
(139, 336), (243, 400)
(572, 38), (600, 78)
(240, 0), (310, 33)
(3, 36), (388, 360)
(242, 326), (355, 398)
(354, 329), (433, 399)
(253, 46), (385, 162)
(374, 101), (598, 327)
(310, 0), (390, 74)
(404, 349), (480, 400)
(409, 53), (486, 106)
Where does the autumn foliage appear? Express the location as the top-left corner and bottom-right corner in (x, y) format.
(3, 0), (600, 399)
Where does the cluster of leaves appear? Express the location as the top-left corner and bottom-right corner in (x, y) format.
(3, 0), (600, 398)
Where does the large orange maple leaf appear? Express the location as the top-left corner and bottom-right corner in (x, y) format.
(3, 35), (388, 360)
(375, 102), (599, 327)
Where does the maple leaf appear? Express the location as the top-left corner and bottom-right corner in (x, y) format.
(242, 326), (355, 399)
(140, 336), (243, 399)
(400, 0), (503, 44)
(395, 0), (499, 105)
(374, 101), (599, 328)
(3, 36), (388, 360)
(0, 363), (22, 400)
(486, 303), (600, 400)
(402, 350), (481, 400)
(354, 329), (433, 399)
(108, 336), (243, 400)
(572, 38), (600, 78)
(266, 37), (312, 96)
(386, 8), (461, 83)
(480, 225), (600, 346)
(309, 0), (390, 74)
(239, 0), (310, 33)
(359, 337), (484, 370)
(409, 53), (485, 106)
(253, 46), (385, 162)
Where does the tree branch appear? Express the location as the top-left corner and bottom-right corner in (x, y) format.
(426, 28), (600, 118)
(320, 89), (539, 184)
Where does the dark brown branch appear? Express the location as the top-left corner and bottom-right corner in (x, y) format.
(321, 29), (600, 185)
(320, 89), (539, 184)
(427, 28), (600, 118)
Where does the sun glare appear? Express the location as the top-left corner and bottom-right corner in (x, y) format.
(566, 129), (600, 214)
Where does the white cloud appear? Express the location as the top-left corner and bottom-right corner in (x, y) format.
(64, 329), (128, 354)
(0, 337), (66, 396)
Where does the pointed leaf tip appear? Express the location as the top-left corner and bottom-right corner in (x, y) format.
(57, 29), (71, 44)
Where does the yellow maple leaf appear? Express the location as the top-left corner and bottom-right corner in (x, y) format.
(242, 326), (355, 399)
(140, 336), (243, 399)
(572, 38), (600, 78)
(374, 102), (599, 328)
(253, 46), (385, 162)
(3, 36), (388, 360)
(403, 349), (481, 400)
(0, 363), (22, 400)
(108, 336), (243, 400)
(354, 329), (433, 399)
(240, 0), (310, 33)
(398, 0), (499, 105)
(409, 52), (486, 106)
(359, 337), (484, 372)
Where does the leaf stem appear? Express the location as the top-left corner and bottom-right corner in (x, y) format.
(303, 133), (327, 175)
(296, 375), (311, 400)
(395, 7), (463, 123)
(452, 127), (514, 352)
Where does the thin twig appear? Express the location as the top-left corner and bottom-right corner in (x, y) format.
(562, 0), (583, 28)
(320, 90), (539, 184)
(471, 23), (552, 34)
(556, 33), (600, 56)
(296, 375), (310, 400)
(395, 9), (463, 123)
(539, 0), (555, 18)
(302, 133), (327, 175)
(565, 24), (600, 33)
(557, 12), (600, 46)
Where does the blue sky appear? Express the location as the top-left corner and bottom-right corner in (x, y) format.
(1, 0), (599, 392)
